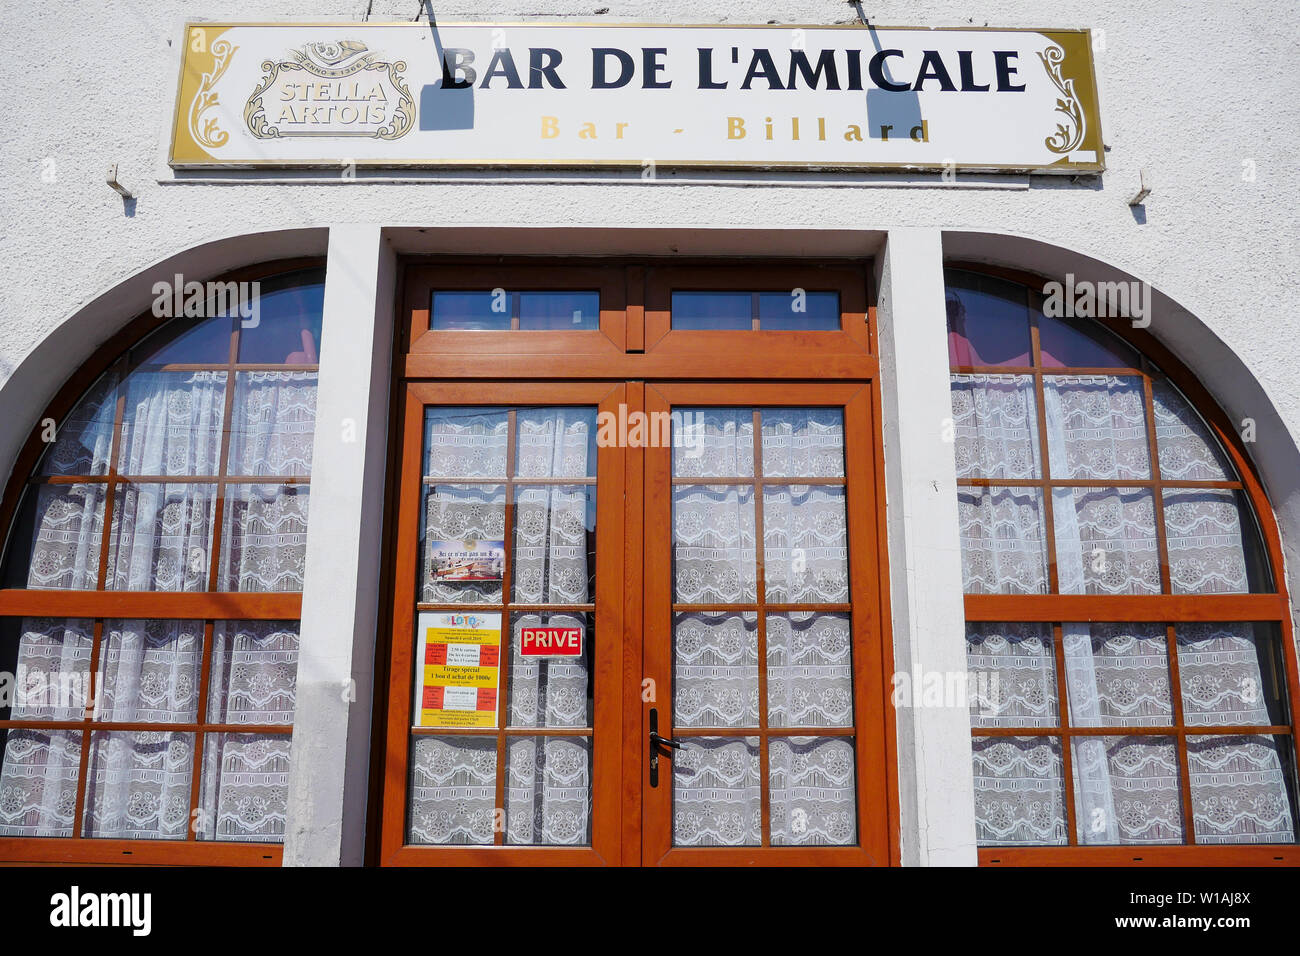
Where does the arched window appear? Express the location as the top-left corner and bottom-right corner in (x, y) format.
(947, 265), (1300, 862)
(0, 264), (323, 864)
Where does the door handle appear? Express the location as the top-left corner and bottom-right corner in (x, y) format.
(648, 708), (682, 788)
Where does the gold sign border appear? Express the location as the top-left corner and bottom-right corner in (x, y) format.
(169, 21), (1105, 174)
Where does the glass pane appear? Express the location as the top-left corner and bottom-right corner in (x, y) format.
(673, 737), (761, 846)
(1071, 736), (1183, 844)
(505, 736), (591, 845)
(673, 485), (756, 603)
(116, 370), (226, 477)
(132, 314), (231, 367)
(518, 292), (599, 331)
(672, 292), (752, 330)
(512, 485), (595, 605)
(1052, 487), (1160, 595)
(1151, 378), (1234, 481)
(1177, 622), (1288, 727)
(1043, 375), (1150, 480)
(760, 408), (845, 478)
(757, 291), (839, 331)
(422, 484), (506, 604)
(965, 623), (1057, 728)
(227, 371), (318, 476)
(207, 621), (300, 725)
(515, 407), (597, 479)
(674, 611), (759, 729)
(957, 487), (1048, 594)
(407, 736), (497, 845)
(1062, 623), (1171, 727)
(7, 483), (105, 590)
(769, 736), (856, 845)
(0, 618), (93, 721)
(96, 619), (203, 724)
(0, 728), (82, 837)
(82, 730), (194, 840)
(109, 483), (217, 592)
(218, 484), (310, 592)
(431, 292), (508, 331)
(38, 369), (118, 477)
(508, 612), (591, 728)
(945, 270), (1032, 367)
(950, 374), (1040, 480)
(1039, 313), (1140, 369)
(425, 407), (509, 479)
(1164, 489), (1270, 594)
(767, 613), (852, 728)
(763, 486), (848, 604)
(971, 736), (1066, 846)
(673, 409), (754, 479)
(1188, 734), (1297, 844)
(236, 272), (325, 364)
(198, 733), (291, 842)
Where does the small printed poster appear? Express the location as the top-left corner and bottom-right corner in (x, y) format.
(415, 611), (502, 728)
(428, 539), (505, 582)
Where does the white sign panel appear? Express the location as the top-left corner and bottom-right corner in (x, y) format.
(171, 22), (1103, 173)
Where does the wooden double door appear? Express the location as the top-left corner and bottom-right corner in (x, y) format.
(376, 261), (893, 865)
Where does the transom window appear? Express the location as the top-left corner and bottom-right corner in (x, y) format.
(947, 267), (1300, 857)
(0, 267), (323, 861)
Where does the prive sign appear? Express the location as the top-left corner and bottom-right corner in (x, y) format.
(520, 626), (584, 658)
(170, 21), (1104, 173)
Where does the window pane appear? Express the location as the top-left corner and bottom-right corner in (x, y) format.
(227, 371), (318, 476)
(515, 407), (597, 479)
(1177, 622), (1289, 727)
(116, 370), (226, 477)
(673, 485), (757, 603)
(757, 291), (839, 330)
(674, 611), (759, 729)
(1039, 313), (1140, 369)
(971, 736), (1066, 846)
(1188, 734), (1297, 844)
(767, 612), (852, 728)
(769, 736), (857, 845)
(236, 272), (325, 364)
(505, 736), (591, 845)
(0, 618), (93, 721)
(0, 728), (82, 837)
(1062, 623), (1171, 727)
(1043, 375), (1150, 480)
(425, 407), (509, 479)
(431, 292), (508, 331)
(82, 730), (194, 840)
(508, 612), (591, 728)
(38, 370), (118, 477)
(407, 736), (497, 845)
(672, 292), (751, 330)
(760, 408), (845, 478)
(1164, 489), (1270, 594)
(109, 483), (217, 592)
(945, 271), (1032, 367)
(1071, 736), (1183, 844)
(421, 484), (506, 604)
(1151, 378), (1234, 481)
(96, 620), (203, 724)
(965, 623), (1057, 728)
(218, 484), (309, 592)
(6, 483), (106, 590)
(512, 485), (595, 605)
(957, 487), (1049, 594)
(518, 292), (599, 330)
(673, 408), (754, 479)
(1052, 487), (1160, 595)
(673, 737), (761, 846)
(198, 733), (291, 842)
(207, 621), (300, 725)
(132, 314), (232, 366)
(762, 485), (848, 604)
(950, 374), (1040, 480)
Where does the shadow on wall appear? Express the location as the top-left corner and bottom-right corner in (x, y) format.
(865, 25), (923, 141)
(419, 8), (474, 131)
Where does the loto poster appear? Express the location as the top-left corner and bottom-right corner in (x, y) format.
(414, 611), (503, 728)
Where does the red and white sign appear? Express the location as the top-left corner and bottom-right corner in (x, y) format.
(520, 626), (584, 658)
